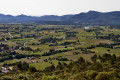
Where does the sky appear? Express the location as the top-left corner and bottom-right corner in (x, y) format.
(0, 0), (120, 16)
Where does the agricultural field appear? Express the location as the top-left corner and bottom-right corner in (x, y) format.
(0, 24), (120, 71)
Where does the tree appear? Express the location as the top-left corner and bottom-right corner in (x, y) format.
(91, 55), (97, 62)
(29, 66), (37, 73)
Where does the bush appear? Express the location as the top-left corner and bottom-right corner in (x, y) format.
(95, 71), (118, 80)
(42, 75), (58, 80)
(29, 66), (37, 73)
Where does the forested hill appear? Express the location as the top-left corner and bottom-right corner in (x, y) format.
(69, 11), (120, 25)
(0, 14), (73, 23)
(0, 11), (120, 25)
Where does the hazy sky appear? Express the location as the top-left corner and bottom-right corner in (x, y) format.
(0, 0), (120, 16)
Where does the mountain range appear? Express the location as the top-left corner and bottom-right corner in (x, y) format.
(0, 11), (120, 25)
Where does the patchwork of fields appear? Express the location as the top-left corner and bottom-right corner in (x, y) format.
(0, 24), (120, 70)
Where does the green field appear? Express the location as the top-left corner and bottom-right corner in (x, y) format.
(1, 24), (120, 71)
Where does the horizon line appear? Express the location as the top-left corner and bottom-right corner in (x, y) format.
(0, 10), (120, 17)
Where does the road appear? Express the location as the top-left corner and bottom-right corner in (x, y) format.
(8, 32), (14, 38)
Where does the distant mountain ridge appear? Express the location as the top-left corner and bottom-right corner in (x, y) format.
(0, 11), (120, 25)
(69, 11), (120, 25)
(0, 14), (73, 23)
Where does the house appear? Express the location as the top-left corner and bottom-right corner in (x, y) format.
(83, 26), (90, 30)
(1, 66), (14, 73)
(1, 67), (10, 73)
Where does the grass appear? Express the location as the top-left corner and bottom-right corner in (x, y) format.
(28, 51), (48, 55)
(56, 47), (74, 50)
(29, 61), (52, 70)
(2, 41), (17, 47)
(90, 47), (120, 56)
(29, 60), (71, 70)
(0, 58), (31, 66)
(26, 44), (51, 50)
(51, 60), (71, 66)
(11, 38), (33, 43)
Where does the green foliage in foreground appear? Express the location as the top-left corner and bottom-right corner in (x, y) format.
(0, 53), (120, 80)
